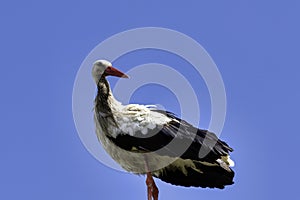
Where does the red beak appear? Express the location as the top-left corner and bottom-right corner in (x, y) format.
(104, 66), (129, 78)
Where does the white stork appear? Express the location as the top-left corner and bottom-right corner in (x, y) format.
(92, 60), (235, 200)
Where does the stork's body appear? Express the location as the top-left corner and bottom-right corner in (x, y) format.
(92, 60), (235, 200)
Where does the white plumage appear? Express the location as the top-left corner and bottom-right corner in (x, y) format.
(108, 103), (173, 137)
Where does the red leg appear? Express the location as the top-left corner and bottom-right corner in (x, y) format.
(146, 172), (159, 200)
(147, 181), (152, 200)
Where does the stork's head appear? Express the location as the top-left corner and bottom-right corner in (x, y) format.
(92, 60), (129, 83)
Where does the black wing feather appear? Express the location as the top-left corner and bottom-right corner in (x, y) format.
(108, 110), (233, 162)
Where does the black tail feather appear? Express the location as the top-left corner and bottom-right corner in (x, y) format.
(154, 159), (234, 189)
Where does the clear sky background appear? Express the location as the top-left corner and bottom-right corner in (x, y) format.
(1, 1), (300, 200)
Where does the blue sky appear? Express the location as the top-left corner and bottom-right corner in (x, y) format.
(1, 1), (300, 200)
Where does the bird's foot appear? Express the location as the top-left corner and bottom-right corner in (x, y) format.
(146, 172), (159, 200)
